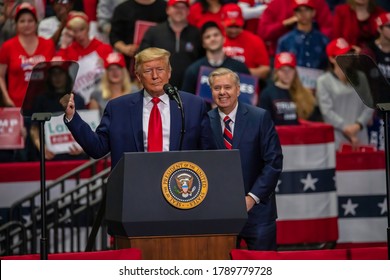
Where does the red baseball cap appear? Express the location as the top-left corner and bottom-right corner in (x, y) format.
(274, 52), (297, 69)
(221, 3), (244, 28)
(167, 0), (189, 7)
(15, 3), (37, 20)
(104, 52), (126, 69)
(292, 0), (315, 10)
(326, 38), (352, 57)
(376, 12), (390, 29)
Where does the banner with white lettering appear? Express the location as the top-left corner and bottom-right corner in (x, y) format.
(73, 51), (104, 103)
(296, 66), (324, 90)
(196, 66), (258, 105)
(368, 113), (385, 151)
(44, 110), (100, 154)
(0, 107), (24, 149)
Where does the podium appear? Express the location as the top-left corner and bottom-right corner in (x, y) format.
(105, 150), (248, 259)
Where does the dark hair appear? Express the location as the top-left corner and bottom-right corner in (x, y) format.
(46, 67), (73, 95)
(15, 9), (37, 23)
(200, 21), (222, 37)
(198, 0), (223, 13)
(347, 0), (377, 14)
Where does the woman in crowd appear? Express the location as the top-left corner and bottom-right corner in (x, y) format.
(333, 0), (384, 47)
(316, 38), (374, 150)
(89, 52), (133, 115)
(0, 3), (55, 162)
(259, 52), (320, 125)
(0, 2), (55, 108)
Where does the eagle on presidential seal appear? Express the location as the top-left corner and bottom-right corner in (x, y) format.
(174, 173), (196, 198)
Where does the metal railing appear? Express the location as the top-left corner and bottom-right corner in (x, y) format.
(0, 155), (111, 256)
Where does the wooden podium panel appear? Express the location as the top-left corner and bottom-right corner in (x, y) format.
(115, 235), (236, 260)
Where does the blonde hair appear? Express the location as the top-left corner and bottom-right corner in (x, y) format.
(100, 67), (132, 100)
(274, 70), (316, 120)
(67, 12), (89, 30)
(208, 68), (240, 87)
(134, 47), (172, 74)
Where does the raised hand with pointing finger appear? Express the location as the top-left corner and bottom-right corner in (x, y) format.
(62, 47), (216, 169)
(59, 92), (76, 121)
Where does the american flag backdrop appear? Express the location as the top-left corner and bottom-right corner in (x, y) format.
(275, 122), (339, 245)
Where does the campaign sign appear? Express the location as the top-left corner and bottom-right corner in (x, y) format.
(44, 109), (100, 154)
(133, 20), (157, 46)
(296, 66), (324, 90)
(73, 52), (104, 103)
(0, 108), (24, 149)
(196, 66), (258, 105)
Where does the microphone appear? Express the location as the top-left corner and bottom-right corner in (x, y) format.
(163, 83), (185, 150)
(163, 83), (182, 108)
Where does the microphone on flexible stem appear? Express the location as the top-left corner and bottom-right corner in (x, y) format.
(163, 83), (182, 109)
(163, 83), (185, 150)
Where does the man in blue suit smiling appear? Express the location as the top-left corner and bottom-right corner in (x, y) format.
(62, 47), (215, 169)
(208, 68), (283, 251)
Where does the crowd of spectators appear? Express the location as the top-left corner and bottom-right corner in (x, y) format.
(1, 0), (390, 162)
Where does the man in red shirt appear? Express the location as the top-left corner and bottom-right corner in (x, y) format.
(222, 3), (270, 82)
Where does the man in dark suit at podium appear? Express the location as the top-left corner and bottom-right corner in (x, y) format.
(208, 68), (283, 251)
(62, 47), (215, 168)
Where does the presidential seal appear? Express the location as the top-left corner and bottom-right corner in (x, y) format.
(162, 161), (208, 209)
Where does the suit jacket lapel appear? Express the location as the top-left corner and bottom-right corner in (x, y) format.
(233, 103), (248, 149)
(130, 91), (145, 152)
(169, 99), (182, 150)
(209, 109), (225, 149)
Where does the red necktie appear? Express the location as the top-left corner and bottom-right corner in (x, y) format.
(148, 97), (162, 152)
(223, 116), (233, 149)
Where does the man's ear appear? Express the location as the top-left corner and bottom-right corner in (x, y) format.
(135, 72), (141, 83)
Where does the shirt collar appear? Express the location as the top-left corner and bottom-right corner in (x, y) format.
(143, 90), (170, 105)
(218, 102), (238, 123)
